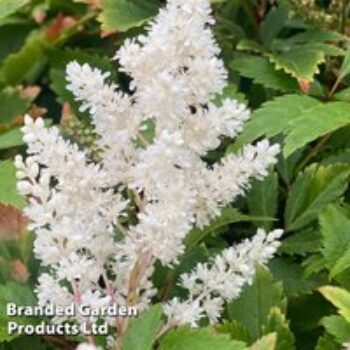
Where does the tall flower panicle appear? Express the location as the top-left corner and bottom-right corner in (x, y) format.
(16, 0), (283, 345)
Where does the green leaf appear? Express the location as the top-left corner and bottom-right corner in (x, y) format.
(262, 308), (295, 350)
(0, 119), (51, 150)
(185, 208), (271, 250)
(51, 67), (81, 114)
(0, 0), (29, 22)
(0, 24), (33, 63)
(0, 282), (36, 342)
(321, 315), (350, 344)
(46, 0), (85, 13)
(285, 164), (350, 231)
(185, 208), (245, 249)
(48, 48), (116, 75)
(237, 40), (266, 54)
(284, 102), (350, 157)
(260, 5), (288, 46)
(249, 333), (277, 350)
(227, 266), (286, 340)
(0, 87), (29, 124)
(269, 258), (321, 297)
(327, 125), (350, 149)
(99, 0), (160, 32)
(276, 147), (303, 185)
(1, 336), (50, 349)
(230, 56), (299, 93)
(267, 47), (325, 82)
(321, 149), (350, 165)
(0, 160), (26, 209)
(306, 43), (345, 57)
(0, 281), (36, 310)
(319, 286), (350, 322)
(215, 321), (252, 343)
(158, 327), (247, 350)
(227, 95), (321, 154)
(231, 95), (350, 157)
(0, 127), (25, 150)
(279, 229), (322, 256)
(285, 29), (346, 45)
(316, 334), (342, 350)
(123, 305), (163, 350)
(334, 87), (350, 102)
(0, 31), (48, 87)
(303, 254), (327, 278)
(247, 170), (278, 230)
(331, 246), (350, 279)
(319, 205), (350, 278)
(288, 293), (332, 334)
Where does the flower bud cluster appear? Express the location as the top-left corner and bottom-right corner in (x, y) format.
(290, 0), (340, 29)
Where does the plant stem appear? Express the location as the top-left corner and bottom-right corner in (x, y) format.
(296, 134), (332, 172)
(156, 322), (176, 340)
(55, 10), (97, 47)
(328, 77), (341, 98)
(42, 335), (77, 350)
(340, 0), (349, 34)
(115, 337), (124, 350)
(137, 131), (149, 146)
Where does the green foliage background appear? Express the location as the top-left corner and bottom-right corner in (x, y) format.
(0, 0), (350, 349)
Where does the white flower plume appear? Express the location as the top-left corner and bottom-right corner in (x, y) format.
(16, 0), (283, 340)
(164, 229), (283, 326)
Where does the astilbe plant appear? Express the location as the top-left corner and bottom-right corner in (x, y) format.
(15, 0), (283, 348)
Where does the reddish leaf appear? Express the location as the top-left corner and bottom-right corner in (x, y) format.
(20, 85), (41, 102)
(33, 8), (46, 24)
(11, 259), (29, 282)
(100, 29), (116, 38)
(46, 14), (79, 41)
(0, 205), (28, 240)
(298, 79), (311, 94)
